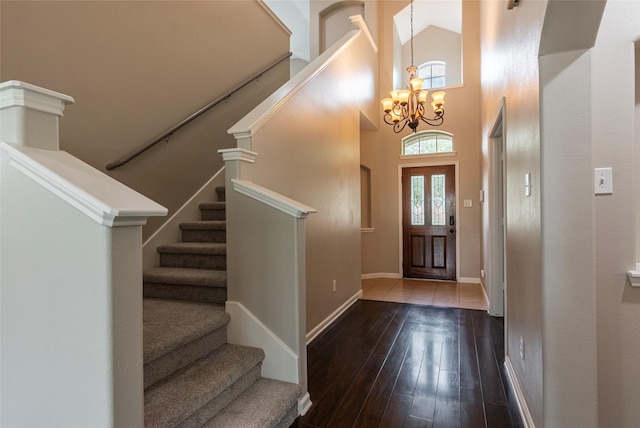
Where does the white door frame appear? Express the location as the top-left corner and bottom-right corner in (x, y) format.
(487, 100), (507, 316)
(398, 160), (460, 281)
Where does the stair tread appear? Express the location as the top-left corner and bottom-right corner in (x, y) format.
(143, 299), (228, 364)
(144, 344), (264, 428)
(180, 221), (226, 230)
(203, 378), (302, 428)
(144, 267), (227, 287)
(157, 242), (226, 254)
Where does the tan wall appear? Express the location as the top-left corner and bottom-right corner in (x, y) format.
(239, 27), (378, 331)
(481, 1), (640, 426)
(0, 0), (290, 240)
(361, 0), (481, 281)
(479, 1), (547, 424)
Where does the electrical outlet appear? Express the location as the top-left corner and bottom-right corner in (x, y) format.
(332, 280), (337, 293)
(520, 336), (525, 360)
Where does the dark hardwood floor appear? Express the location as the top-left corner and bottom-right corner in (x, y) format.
(292, 300), (523, 428)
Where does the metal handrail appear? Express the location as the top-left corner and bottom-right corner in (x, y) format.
(105, 52), (292, 170)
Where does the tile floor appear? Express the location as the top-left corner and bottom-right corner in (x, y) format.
(361, 277), (488, 311)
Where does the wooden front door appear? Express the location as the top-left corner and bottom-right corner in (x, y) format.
(402, 165), (456, 280)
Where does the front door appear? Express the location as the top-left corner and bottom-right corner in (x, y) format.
(402, 165), (456, 280)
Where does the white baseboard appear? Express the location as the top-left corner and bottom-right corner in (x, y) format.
(298, 392), (312, 416)
(504, 356), (535, 428)
(361, 272), (402, 279)
(458, 276), (481, 284)
(306, 289), (362, 344)
(481, 281), (490, 309)
(225, 301), (299, 384)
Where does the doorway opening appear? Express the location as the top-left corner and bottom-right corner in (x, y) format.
(487, 100), (507, 317)
(400, 162), (459, 280)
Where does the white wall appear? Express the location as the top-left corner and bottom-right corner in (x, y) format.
(591, 2), (640, 425)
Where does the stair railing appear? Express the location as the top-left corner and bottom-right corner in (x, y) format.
(105, 52), (292, 171)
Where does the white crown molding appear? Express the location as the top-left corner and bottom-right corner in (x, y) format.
(231, 179), (316, 219)
(1, 142), (167, 227)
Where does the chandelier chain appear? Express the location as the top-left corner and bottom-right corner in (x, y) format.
(410, 0), (414, 66)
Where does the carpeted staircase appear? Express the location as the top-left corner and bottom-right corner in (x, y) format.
(142, 187), (302, 427)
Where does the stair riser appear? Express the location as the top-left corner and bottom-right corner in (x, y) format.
(144, 283), (227, 305)
(176, 364), (262, 428)
(160, 254), (226, 270)
(201, 210), (226, 221)
(275, 405), (300, 428)
(215, 187), (226, 202)
(145, 327), (228, 389)
(181, 229), (226, 243)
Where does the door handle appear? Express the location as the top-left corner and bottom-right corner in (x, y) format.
(449, 215), (455, 226)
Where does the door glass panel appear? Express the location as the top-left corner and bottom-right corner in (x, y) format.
(411, 175), (425, 225)
(431, 174), (446, 225)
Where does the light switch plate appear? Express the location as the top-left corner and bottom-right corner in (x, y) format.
(594, 167), (613, 194)
(464, 199), (472, 208)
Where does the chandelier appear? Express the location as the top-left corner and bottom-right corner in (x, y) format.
(381, 0), (446, 133)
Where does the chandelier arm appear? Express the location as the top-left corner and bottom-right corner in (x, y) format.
(391, 103), (405, 117)
(383, 114), (397, 126)
(394, 120), (409, 133)
(417, 114), (444, 127)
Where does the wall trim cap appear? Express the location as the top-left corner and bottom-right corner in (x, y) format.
(1, 142), (167, 226)
(218, 148), (258, 163)
(228, 14), (375, 138)
(628, 263), (640, 287)
(0, 80), (75, 116)
(231, 179), (316, 219)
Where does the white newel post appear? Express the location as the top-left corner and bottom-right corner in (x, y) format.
(0, 81), (167, 427)
(0, 80), (75, 150)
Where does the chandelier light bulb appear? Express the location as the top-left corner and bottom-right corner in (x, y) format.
(432, 91), (446, 108)
(410, 77), (424, 92)
(381, 98), (393, 113)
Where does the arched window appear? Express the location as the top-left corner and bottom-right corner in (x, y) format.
(403, 130), (454, 156)
(417, 61), (446, 89)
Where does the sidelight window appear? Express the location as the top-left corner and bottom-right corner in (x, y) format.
(411, 175), (425, 225)
(431, 174), (446, 225)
